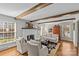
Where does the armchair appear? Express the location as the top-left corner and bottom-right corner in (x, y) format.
(27, 41), (48, 56)
(16, 37), (28, 54)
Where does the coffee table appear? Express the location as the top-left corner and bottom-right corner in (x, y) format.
(41, 40), (57, 53)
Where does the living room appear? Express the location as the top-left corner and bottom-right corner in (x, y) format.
(0, 3), (79, 56)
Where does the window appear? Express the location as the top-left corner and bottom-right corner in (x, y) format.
(0, 22), (16, 44)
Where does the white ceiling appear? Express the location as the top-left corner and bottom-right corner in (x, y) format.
(0, 3), (79, 22)
(0, 3), (37, 17)
(22, 3), (79, 21)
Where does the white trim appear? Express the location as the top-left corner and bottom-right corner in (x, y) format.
(0, 41), (16, 51)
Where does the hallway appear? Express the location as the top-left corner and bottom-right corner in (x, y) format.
(56, 41), (77, 56)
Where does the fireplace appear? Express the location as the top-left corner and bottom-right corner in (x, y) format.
(27, 35), (34, 41)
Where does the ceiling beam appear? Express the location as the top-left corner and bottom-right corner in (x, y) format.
(38, 18), (75, 24)
(16, 3), (52, 20)
(30, 10), (79, 22)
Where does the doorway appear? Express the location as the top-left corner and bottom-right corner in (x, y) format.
(64, 24), (72, 41)
(61, 22), (74, 42)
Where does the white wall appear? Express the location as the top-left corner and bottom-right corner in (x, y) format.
(0, 14), (26, 38)
(38, 22), (60, 36)
(0, 41), (16, 51)
(0, 14), (26, 51)
(34, 14), (79, 47)
(22, 29), (40, 40)
(73, 14), (79, 47)
(73, 19), (79, 47)
(60, 21), (74, 41)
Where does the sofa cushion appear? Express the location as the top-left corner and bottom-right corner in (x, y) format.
(30, 40), (42, 49)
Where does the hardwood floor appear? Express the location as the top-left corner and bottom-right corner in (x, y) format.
(0, 46), (21, 56)
(0, 46), (28, 56)
(56, 41), (77, 56)
(0, 41), (77, 56)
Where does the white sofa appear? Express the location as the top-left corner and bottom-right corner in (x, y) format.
(42, 34), (59, 43)
(16, 37), (28, 54)
(27, 40), (48, 56)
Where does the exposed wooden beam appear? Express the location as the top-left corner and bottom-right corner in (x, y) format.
(30, 10), (79, 22)
(16, 3), (52, 20)
(38, 18), (75, 24)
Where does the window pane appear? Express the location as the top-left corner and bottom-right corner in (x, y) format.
(0, 22), (16, 44)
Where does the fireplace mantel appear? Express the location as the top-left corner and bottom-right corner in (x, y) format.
(22, 28), (39, 30)
(22, 29), (40, 40)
